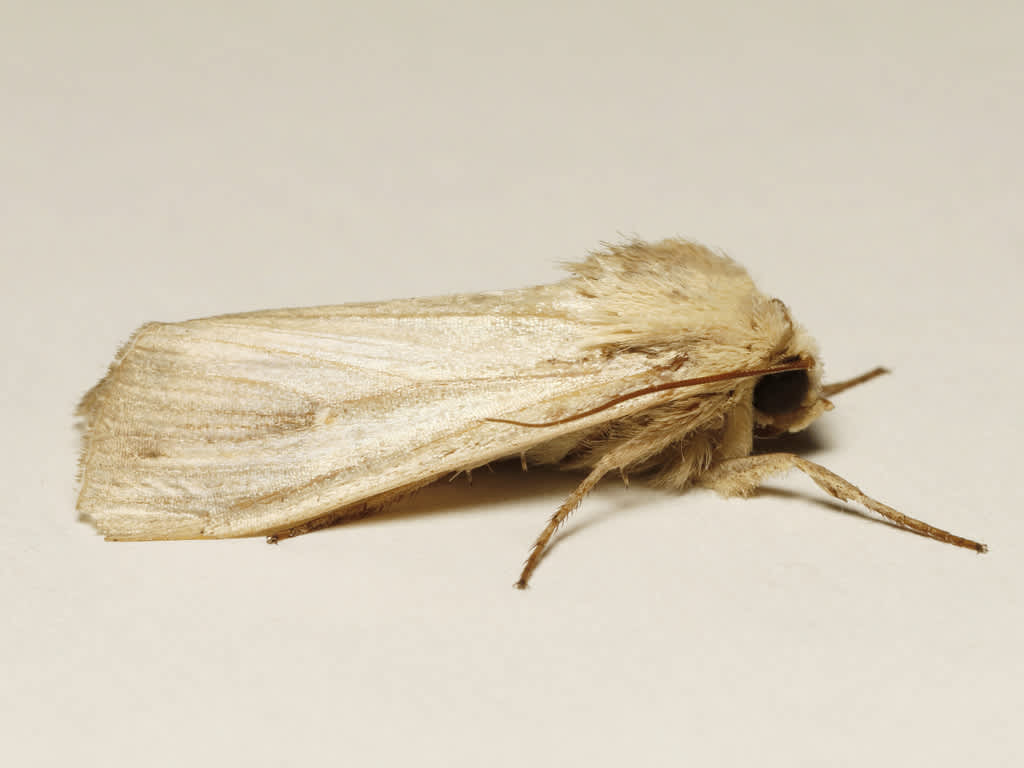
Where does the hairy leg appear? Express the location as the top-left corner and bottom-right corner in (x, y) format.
(699, 453), (986, 552)
(821, 366), (889, 397)
(516, 462), (611, 589)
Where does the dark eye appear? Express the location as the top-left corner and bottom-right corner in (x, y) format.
(753, 370), (810, 414)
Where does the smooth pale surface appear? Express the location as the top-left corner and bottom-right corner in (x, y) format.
(2, 2), (1021, 766)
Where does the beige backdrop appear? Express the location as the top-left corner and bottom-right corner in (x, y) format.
(3, 2), (1021, 766)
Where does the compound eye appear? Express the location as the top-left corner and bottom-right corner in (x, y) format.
(753, 369), (810, 414)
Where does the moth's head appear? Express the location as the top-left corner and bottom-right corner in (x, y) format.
(752, 301), (831, 436)
(752, 360), (831, 436)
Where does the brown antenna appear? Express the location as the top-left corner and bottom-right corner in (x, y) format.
(487, 359), (812, 428)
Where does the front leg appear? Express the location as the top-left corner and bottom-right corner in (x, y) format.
(699, 453), (987, 552)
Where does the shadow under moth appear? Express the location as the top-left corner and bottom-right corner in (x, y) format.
(76, 238), (986, 587)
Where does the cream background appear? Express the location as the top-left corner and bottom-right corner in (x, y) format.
(2, 2), (1021, 765)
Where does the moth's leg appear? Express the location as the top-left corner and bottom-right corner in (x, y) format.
(265, 478), (435, 543)
(266, 504), (373, 543)
(821, 366), (889, 397)
(516, 463), (611, 589)
(699, 453), (987, 552)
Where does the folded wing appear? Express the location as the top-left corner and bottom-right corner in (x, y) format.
(76, 289), (658, 539)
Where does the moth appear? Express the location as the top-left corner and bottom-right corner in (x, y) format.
(76, 238), (986, 587)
